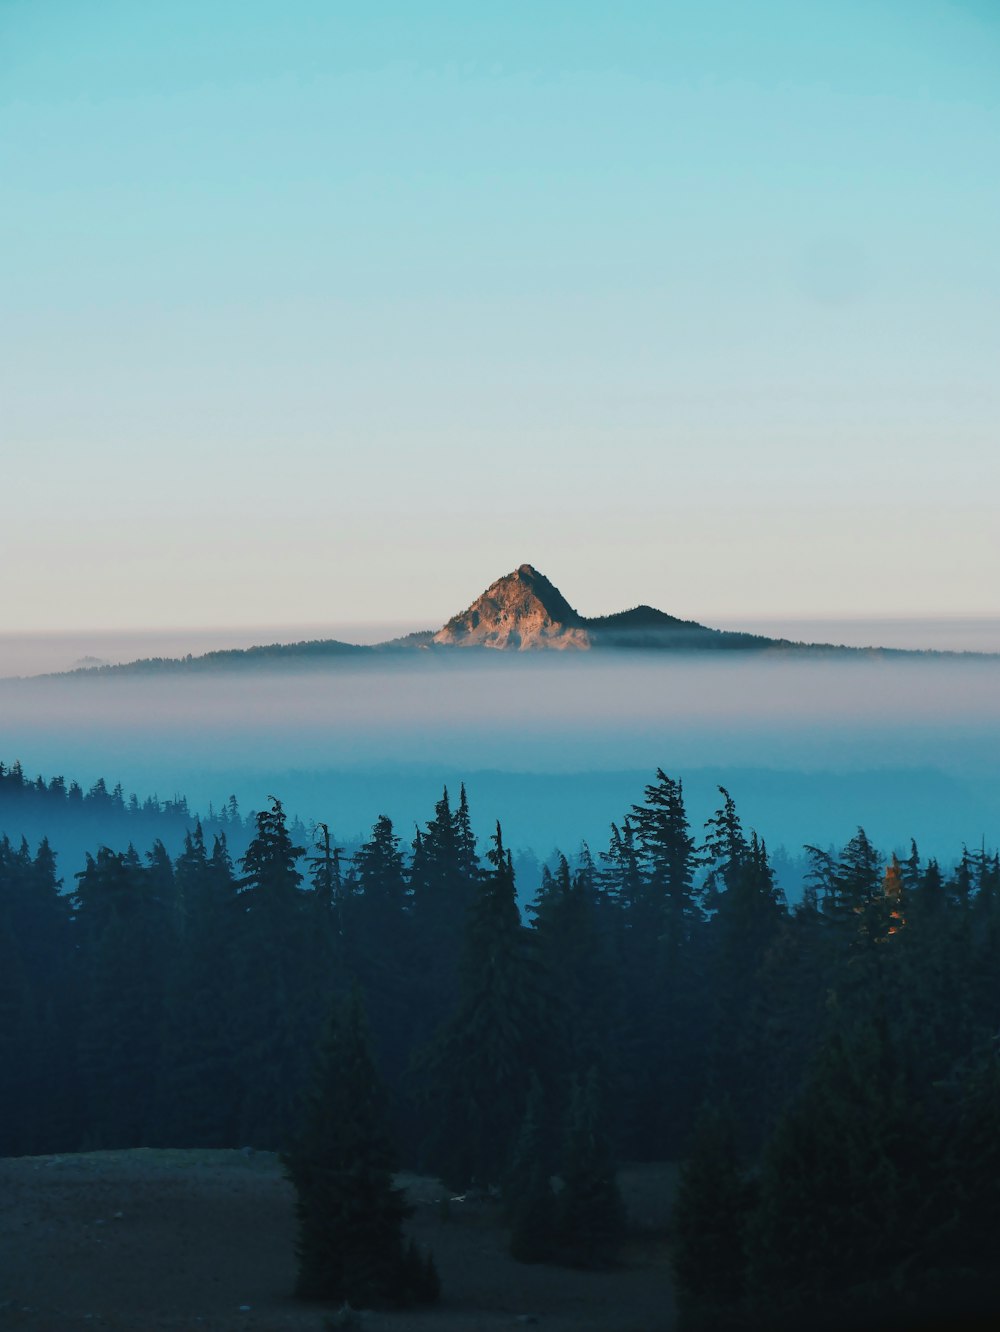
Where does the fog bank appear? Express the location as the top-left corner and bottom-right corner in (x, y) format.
(2, 651), (998, 864)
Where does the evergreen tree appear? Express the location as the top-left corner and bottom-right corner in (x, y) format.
(555, 1067), (624, 1268)
(418, 823), (548, 1188)
(231, 797), (312, 1147)
(747, 1017), (927, 1328)
(0, 835), (78, 1153)
(283, 991), (438, 1307)
(349, 814), (413, 1090)
(673, 1104), (753, 1330)
(74, 846), (175, 1145)
(307, 822), (345, 926)
(702, 792), (786, 1123)
(630, 769), (703, 940)
(529, 852), (621, 1117)
(624, 771), (706, 1156)
(505, 1072), (556, 1263)
(238, 796), (304, 911)
(155, 826), (241, 1145)
(409, 787), (480, 1046)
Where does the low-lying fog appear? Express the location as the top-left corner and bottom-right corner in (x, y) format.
(2, 646), (998, 869)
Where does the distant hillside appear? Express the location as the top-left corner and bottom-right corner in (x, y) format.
(56, 637), (372, 676)
(29, 562), (996, 676)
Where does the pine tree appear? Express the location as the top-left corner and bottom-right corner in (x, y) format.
(0, 835), (78, 1152)
(232, 796), (312, 1147)
(623, 771), (706, 1156)
(505, 1073), (556, 1263)
(747, 1017), (926, 1327)
(155, 827), (240, 1145)
(238, 796), (304, 911)
(529, 852), (620, 1111)
(631, 769), (703, 936)
(555, 1067), (624, 1268)
(349, 814), (413, 1090)
(73, 846), (175, 1145)
(409, 787), (480, 1045)
(418, 823), (548, 1188)
(283, 991), (438, 1307)
(307, 822), (345, 924)
(673, 1104), (753, 1329)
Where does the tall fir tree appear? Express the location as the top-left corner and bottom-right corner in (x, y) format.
(418, 823), (549, 1188)
(555, 1066), (624, 1269)
(284, 990), (438, 1308)
(231, 796), (312, 1147)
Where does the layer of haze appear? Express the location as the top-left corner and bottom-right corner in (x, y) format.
(3, 653), (998, 865)
(2, 0), (999, 631)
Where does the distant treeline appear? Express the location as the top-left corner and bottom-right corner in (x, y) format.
(0, 757), (303, 867)
(2, 769), (999, 1327)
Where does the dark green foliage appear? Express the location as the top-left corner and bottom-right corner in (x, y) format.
(74, 846), (176, 1145)
(746, 1018), (927, 1325)
(408, 786), (481, 1049)
(0, 835), (78, 1153)
(555, 1068), (624, 1268)
(529, 850), (621, 1113)
(505, 1074), (556, 1263)
(231, 796), (314, 1147)
(4, 754), (1000, 1325)
(307, 822), (346, 924)
(347, 814), (414, 1091)
(630, 768), (703, 937)
(284, 991), (438, 1308)
(418, 823), (551, 1189)
(237, 795), (305, 910)
(942, 1044), (1000, 1272)
(623, 772), (707, 1155)
(673, 1105), (753, 1329)
(154, 826), (241, 1145)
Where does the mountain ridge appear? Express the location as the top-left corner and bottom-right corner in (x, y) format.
(431, 563), (783, 651)
(17, 563), (998, 677)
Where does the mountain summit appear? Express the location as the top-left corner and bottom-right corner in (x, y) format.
(433, 564), (590, 650)
(431, 563), (729, 651)
(43, 565), (976, 677)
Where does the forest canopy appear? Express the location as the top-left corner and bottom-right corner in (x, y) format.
(2, 763), (999, 1327)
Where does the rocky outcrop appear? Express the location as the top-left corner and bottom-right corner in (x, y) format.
(429, 563), (786, 652)
(433, 565), (591, 650)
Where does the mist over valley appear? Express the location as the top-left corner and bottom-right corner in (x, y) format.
(3, 643), (998, 877)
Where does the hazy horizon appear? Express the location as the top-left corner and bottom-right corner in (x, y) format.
(3, 614), (1000, 680)
(3, 650), (998, 864)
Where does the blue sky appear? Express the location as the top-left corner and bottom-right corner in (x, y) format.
(2, 0), (998, 631)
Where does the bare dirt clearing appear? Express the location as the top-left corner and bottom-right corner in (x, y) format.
(0, 1151), (676, 1332)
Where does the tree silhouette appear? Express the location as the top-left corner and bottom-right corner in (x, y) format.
(284, 990), (438, 1307)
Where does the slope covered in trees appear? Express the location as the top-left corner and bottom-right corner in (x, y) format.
(2, 768), (999, 1325)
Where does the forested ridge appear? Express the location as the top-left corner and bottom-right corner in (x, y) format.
(2, 765), (999, 1327)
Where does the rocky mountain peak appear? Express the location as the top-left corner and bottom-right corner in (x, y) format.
(428, 563), (725, 652)
(433, 564), (590, 650)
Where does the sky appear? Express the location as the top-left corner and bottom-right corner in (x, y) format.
(2, 0), (998, 633)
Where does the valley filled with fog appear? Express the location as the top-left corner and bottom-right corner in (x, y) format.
(2, 639), (998, 875)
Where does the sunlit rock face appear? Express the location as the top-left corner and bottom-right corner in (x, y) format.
(433, 564), (592, 650)
(431, 563), (725, 651)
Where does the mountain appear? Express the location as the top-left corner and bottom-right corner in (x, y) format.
(431, 563), (785, 652)
(433, 564), (591, 650)
(22, 563), (989, 678)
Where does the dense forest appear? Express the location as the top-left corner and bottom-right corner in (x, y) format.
(0, 758), (282, 867)
(2, 764), (999, 1328)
